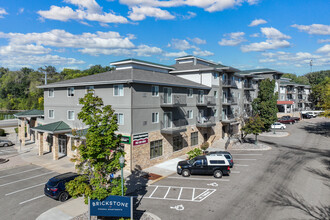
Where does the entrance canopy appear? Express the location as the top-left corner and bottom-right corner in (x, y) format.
(31, 121), (72, 134)
(14, 109), (44, 118)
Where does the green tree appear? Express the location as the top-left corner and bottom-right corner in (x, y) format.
(242, 115), (264, 144)
(252, 79), (278, 131)
(282, 73), (309, 85)
(66, 93), (125, 204)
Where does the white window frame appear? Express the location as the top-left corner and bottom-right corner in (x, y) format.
(67, 110), (75, 120)
(152, 85), (159, 97)
(113, 84), (124, 96)
(152, 112), (159, 123)
(187, 89), (193, 98)
(48, 88), (54, 98)
(187, 110), (193, 119)
(48, 109), (54, 119)
(67, 87), (74, 97)
(114, 113), (124, 125)
(85, 86), (94, 94)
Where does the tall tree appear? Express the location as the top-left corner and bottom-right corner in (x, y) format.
(66, 93), (125, 204)
(252, 79), (278, 131)
(242, 115), (264, 144)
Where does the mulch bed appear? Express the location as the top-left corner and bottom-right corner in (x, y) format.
(142, 173), (162, 180)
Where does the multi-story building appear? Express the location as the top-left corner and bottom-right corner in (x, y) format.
(17, 56), (285, 171)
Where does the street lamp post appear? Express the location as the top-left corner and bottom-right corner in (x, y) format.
(119, 155), (125, 196)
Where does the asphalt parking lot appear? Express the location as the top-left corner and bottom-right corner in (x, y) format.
(0, 145), (18, 157)
(0, 164), (62, 220)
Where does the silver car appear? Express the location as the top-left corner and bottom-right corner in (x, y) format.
(0, 140), (14, 147)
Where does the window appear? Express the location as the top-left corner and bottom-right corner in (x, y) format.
(214, 91), (218, 98)
(213, 73), (219, 79)
(209, 160), (225, 164)
(48, 89), (54, 97)
(67, 87), (74, 97)
(173, 135), (184, 151)
(150, 140), (163, 159)
(187, 88), (193, 98)
(214, 109), (218, 117)
(114, 84), (124, 96)
(238, 93), (240, 99)
(187, 110), (193, 119)
(281, 95), (284, 100)
(152, 112), (159, 123)
(48, 110), (54, 119)
(114, 113), (124, 125)
(152, 86), (159, 97)
(191, 132), (198, 146)
(67, 110), (75, 120)
(86, 86), (94, 94)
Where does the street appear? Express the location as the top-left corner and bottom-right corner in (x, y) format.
(134, 118), (330, 220)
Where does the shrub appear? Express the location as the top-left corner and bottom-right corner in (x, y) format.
(200, 142), (209, 151)
(0, 129), (6, 136)
(187, 148), (202, 160)
(14, 127), (18, 133)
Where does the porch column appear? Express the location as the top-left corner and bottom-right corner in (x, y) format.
(43, 132), (49, 152)
(26, 121), (30, 140)
(284, 104), (287, 113)
(20, 119), (26, 146)
(39, 133), (44, 156)
(52, 134), (59, 160)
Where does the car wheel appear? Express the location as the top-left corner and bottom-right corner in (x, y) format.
(213, 170), (223, 178)
(3, 143), (8, 147)
(59, 192), (69, 202)
(281, 127), (284, 130)
(182, 169), (190, 177)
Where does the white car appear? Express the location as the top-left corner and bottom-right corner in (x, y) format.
(271, 122), (286, 130)
(306, 112), (317, 118)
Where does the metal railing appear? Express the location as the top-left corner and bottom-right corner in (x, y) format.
(160, 119), (187, 130)
(196, 116), (215, 124)
(222, 97), (237, 104)
(244, 82), (254, 89)
(196, 96), (216, 105)
(222, 114), (236, 121)
(160, 94), (187, 106)
(222, 80), (237, 87)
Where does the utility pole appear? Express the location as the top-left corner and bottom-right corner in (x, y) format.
(310, 59), (313, 73)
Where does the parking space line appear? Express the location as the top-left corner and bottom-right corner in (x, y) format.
(235, 164), (249, 167)
(177, 187), (183, 200)
(0, 171), (54, 187)
(164, 187), (171, 199)
(167, 176), (230, 182)
(197, 190), (216, 202)
(231, 171), (240, 174)
(192, 188), (195, 201)
(145, 197), (193, 202)
(148, 186), (159, 198)
(0, 149), (17, 153)
(235, 159), (257, 161)
(5, 183), (45, 196)
(231, 154), (262, 156)
(19, 195), (45, 205)
(0, 167), (44, 179)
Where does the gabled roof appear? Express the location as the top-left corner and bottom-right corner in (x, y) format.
(38, 68), (210, 90)
(31, 121), (71, 134)
(110, 58), (175, 70)
(14, 109), (44, 118)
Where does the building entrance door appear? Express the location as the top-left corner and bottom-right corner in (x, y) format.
(58, 135), (67, 156)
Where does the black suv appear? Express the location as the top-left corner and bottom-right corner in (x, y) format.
(44, 172), (79, 202)
(177, 155), (230, 178)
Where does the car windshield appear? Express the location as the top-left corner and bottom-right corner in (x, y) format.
(46, 179), (58, 187)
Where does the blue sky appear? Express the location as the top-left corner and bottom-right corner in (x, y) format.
(0, 0), (329, 75)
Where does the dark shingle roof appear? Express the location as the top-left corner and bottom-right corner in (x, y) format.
(14, 109), (44, 117)
(240, 68), (283, 75)
(38, 69), (210, 89)
(32, 121), (71, 134)
(110, 58), (175, 70)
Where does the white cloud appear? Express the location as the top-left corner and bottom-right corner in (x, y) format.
(316, 44), (330, 54)
(218, 32), (246, 46)
(181, 11), (196, 20)
(133, 44), (163, 56)
(188, 37), (206, 44)
(291, 24), (330, 35)
(250, 33), (260, 37)
(261, 27), (291, 39)
(18, 8), (24, 14)
(128, 6), (175, 20)
(318, 39), (330, 43)
(64, 0), (102, 13)
(248, 19), (267, 27)
(0, 44), (51, 55)
(169, 39), (195, 50)
(0, 8), (8, 18)
(193, 49), (214, 57)
(164, 51), (188, 57)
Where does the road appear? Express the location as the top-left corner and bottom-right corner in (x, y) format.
(0, 119), (18, 128)
(135, 118), (330, 220)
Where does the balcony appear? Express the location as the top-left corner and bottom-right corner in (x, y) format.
(222, 97), (238, 105)
(298, 90), (306, 94)
(222, 80), (237, 88)
(243, 97), (253, 103)
(160, 119), (187, 135)
(160, 94), (187, 107)
(221, 114), (236, 123)
(196, 96), (216, 107)
(286, 90), (295, 94)
(244, 83), (255, 90)
(196, 116), (216, 128)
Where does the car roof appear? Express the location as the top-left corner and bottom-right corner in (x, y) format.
(50, 172), (78, 182)
(207, 151), (231, 155)
(194, 155), (207, 160)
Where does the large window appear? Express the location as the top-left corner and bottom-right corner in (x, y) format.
(67, 110), (75, 120)
(48, 109), (54, 119)
(48, 89), (54, 97)
(150, 140), (163, 159)
(173, 135), (184, 151)
(152, 112), (159, 123)
(152, 86), (159, 97)
(191, 132), (198, 146)
(187, 88), (193, 98)
(114, 84), (124, 96)
(67, 87), (74, 97)
(114, 113), (124, 125)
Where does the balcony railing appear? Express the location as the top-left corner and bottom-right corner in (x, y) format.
(196, 96), (216, 106)
(298, 90), (306, 94)
(243, 97), (253, 103)
(286, 90), (295, 94)
(160, 94), (187, 107)
(244, 83), (255, 90)
(221, 114), (236, 123)
(222, 80), (237, 88)
(160, 119), (187, 134)
(222, 97), (238, 105)
(196, 116), (216, 128)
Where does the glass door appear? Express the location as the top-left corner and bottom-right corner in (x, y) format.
(58, 135), (67, 155)
(164, 87), (172, 104)
(198, 90), (204, 104)
(163, 112), (172, 128)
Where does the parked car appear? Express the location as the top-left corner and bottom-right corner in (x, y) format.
(281, 115), (300, 122)
(177, 155), (230, 178)
(306, 112), (317, 118)
(302, 113), (312, 119)
(206, 151), (234, 168)
(44, 172), (80, 202)
(278, 117), (295, 124)
(0, 139), (14, 147)
(271, 122), (286, 130)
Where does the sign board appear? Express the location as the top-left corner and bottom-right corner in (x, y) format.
(90, 196), (133, 218)
(121, 135), (131, 144)
(133, 133), (148, 146)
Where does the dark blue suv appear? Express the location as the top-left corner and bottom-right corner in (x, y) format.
(44, 172), (79, 202)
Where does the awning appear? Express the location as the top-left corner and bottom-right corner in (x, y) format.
(277, 101), (294, 105)
(14, 109), (44, 118)
(31, 121), (72, 134)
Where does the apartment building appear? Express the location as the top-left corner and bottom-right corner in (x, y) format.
(17, 56), (283, 171)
